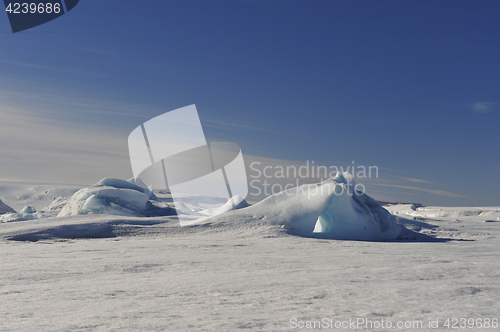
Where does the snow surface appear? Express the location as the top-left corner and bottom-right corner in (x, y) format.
(1, 179), (499, 330)
(1, 205), (499, 331)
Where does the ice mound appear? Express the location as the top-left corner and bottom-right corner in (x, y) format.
(312, 173), (402, 240)
(1, 205), (44, 223)
(20, 206), (36, 214)
(40, 196), (69, 213)
(199, 195), (249, 216)
(1, 212), (38, 223)
(1, 197), (74, 222)
(0, 199), (16, 215)
(58, 178), (174, 217)
(230, 172), (403, 241)
(169, 194), (250, 225)
(99, 178), (156, 200)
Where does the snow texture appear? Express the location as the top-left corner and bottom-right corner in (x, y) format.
(1, 204), (499, 331)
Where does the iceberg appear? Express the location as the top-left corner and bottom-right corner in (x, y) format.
(229, 172), (403, 241)
(58, 178), (174, 217)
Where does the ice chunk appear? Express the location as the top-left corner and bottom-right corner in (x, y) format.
(101, 177), (156, 199)
(58, 178), (174, 217)
(20, 206), (36, 214)
(127, 177), (155, 199)
(228, 172), (403, 241)
(313, 176), (402, 240)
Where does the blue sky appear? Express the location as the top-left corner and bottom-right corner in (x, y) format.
(0, 0), (499, 206)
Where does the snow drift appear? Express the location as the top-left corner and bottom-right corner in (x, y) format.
(58, 178), (174, 217)
(228, 172), (403, 241)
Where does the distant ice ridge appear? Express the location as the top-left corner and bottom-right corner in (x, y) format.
(385, 204), (500, 223)
(58, 178), (174, 217)
(2, 174), (404, 240)
(0, 199), (16, 215)
(1, 205), (39, 222)
(0, 198), (69, 222)
(1, 199), (46, 223)
(1, 177), (249, 222)
(229, 172), (403, 241)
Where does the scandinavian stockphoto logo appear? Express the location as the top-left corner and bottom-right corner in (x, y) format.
(128, 105), (248, 226)
(4, 0), (79, 33)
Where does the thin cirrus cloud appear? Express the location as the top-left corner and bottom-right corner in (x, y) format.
(0, 59), (106, 78)
(370, 183), (465, 198)
(1, 101), (465, 202)
(202, 118), (304, 137)
(472, 102), (496, 113)
(402, 177), (433, 184)
(0, 101), (132, 185)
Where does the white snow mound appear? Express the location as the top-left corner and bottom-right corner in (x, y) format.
(58, 178), (173, 217)
(230, 172), (403, 241)
(200, 195), (249, 216)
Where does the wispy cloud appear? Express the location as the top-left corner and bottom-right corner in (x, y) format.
(402, 177), (433, 184)
(370, 183), (464, 198)
(0, 103), (131, 185)
(472, 102), (496, 113)
(202, 118), (325, 139)
(0, 86), (154, 129)
(0, 153), (23, 160)
(0, 59), (106, 77)
(203, 119), (280, 135)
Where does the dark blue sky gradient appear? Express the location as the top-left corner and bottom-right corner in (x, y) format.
(1, 0), (499, 205)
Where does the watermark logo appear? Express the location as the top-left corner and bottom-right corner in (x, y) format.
(128, 105), (248, 226)
(4, 0), (79, 33)
(247, 160), (378, 200)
